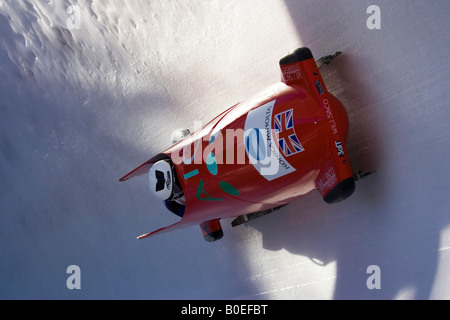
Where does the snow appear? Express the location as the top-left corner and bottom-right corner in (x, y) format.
(1, 0), (450, 300)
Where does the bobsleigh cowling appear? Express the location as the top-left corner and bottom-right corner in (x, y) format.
(120, 47), (356, 242)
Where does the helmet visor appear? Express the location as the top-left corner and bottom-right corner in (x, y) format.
(155, 170), (166, 192)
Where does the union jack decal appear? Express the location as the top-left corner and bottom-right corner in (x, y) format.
(274, 109), (305, 157)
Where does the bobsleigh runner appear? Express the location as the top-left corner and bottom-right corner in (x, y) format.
(120, 47), (374, 242)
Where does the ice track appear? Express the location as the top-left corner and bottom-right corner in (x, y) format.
(1, 0), (450, 299)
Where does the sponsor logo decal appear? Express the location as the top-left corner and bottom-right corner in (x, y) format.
(281, 65), (302, 82)
(315, 80), (325, 95)
(317, 166), (338, 196)
(335, 140), (345, 157)
(244, 100), (298, 181)
(274, 109), (305, 157)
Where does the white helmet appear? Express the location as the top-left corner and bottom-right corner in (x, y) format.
(148, 160), (173, 201)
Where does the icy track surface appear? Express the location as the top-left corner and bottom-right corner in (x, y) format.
(1, 0), (450, 299)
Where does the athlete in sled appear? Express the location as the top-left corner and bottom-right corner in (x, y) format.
(120, 47), (373, 242)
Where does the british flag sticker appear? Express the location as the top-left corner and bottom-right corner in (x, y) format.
(274, 109), (305, 156)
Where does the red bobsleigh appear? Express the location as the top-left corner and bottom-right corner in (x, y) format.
(120, 47), (367, 242)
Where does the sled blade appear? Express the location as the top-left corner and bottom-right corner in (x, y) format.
(137, 220), (186, 240)
(316, 51), (342, 68)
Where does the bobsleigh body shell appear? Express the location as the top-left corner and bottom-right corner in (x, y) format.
(149, 84), (350, 236)
(121, 47), (355, 239)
